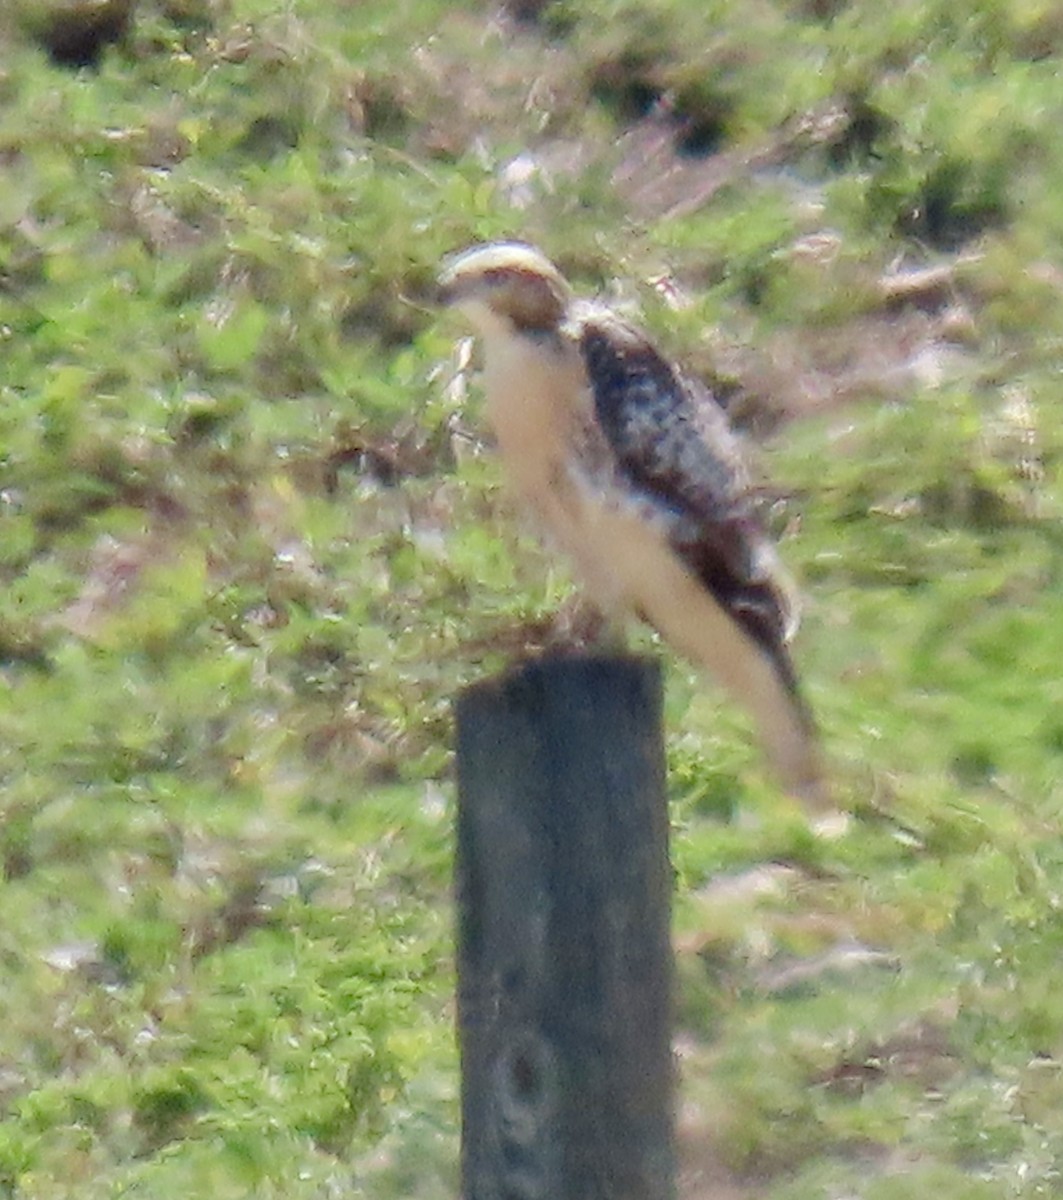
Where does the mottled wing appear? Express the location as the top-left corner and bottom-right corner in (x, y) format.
(578, 313), (803, 695)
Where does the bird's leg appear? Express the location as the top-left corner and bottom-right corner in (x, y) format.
(559, 597), (634, 659)
(591, 611), (630, 654)
(545, 596), (629, 656)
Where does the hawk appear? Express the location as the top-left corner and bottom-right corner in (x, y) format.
(438, 241), (825, 808)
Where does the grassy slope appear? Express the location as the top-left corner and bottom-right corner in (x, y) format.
(4, 1), (1063, 1196)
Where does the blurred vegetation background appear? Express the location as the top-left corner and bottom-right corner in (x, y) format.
(4, 1), (1063, 1196)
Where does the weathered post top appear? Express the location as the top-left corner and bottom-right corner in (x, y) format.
(455, 653), (675, 1200)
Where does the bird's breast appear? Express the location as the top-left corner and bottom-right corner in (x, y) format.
(479, 330), (662, 614)
(481, 333), (589, 499)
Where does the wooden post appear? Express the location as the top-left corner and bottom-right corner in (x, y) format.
(455, 654), (675, 1200)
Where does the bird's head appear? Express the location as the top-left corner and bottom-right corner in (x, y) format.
(438, 242), (572, 337)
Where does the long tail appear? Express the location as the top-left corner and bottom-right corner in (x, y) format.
(656, 580), (831, 811)
(740, 644), (830, 812)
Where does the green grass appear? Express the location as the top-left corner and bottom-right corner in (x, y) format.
(4, 0), (1063, 1196)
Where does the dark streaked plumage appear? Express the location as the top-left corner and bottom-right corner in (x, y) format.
(578, 316), (803, 686)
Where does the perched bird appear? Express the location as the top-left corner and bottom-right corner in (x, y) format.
(438, 241), (825, 808)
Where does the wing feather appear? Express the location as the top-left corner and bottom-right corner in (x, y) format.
(577, 312), (807, 705)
